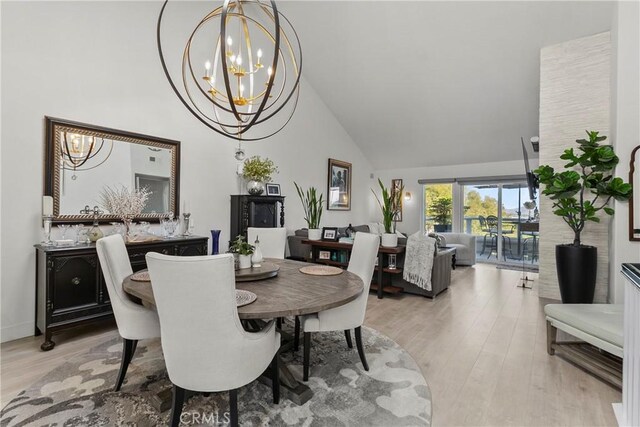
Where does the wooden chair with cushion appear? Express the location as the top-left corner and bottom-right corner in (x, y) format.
(296, 232), (379, 381)
(96, 234), (161, 392)
(247, 227), (287, 259)
(146, 252), (281, 427)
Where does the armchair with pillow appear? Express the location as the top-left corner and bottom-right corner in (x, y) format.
(437, 232), (477, 266)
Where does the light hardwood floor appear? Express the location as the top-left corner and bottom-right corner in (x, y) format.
(1, 264), (621, 426)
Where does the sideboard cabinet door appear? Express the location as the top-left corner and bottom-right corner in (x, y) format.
(51, 255), (100, 314)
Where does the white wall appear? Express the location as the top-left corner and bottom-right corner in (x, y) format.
(609, 1), (640, 304)
(375, 159), (533, 235)
(537, 32), (612, 303)
(0, 1), (373, 342)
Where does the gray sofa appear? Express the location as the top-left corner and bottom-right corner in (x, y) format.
(437, 232), (477, 266)
(393, 249), (454, 298)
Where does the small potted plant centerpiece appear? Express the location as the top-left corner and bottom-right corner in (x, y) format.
(229, 235), (255, 269)
(241, 156), (278, 195)
(372, 178), (403, 247)
(535, 131), (632, 303)
(294, 182), (323, 240)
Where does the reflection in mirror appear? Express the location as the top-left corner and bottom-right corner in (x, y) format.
(631, 145), (640, 241)
(45, 117), (180, 223)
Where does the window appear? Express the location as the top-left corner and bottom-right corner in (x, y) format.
(424, 183), (453, 233)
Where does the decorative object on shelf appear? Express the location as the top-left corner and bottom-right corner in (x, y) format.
(535, 130), (632, 303)
(45, 117), (180, 224)
(57, 224), (70, 240)
(42, 196), (54, 245)
(210, 229), (221, 255)
(266, 183), (281, 196)
(81, 205), (105, 242)
(156, 0), (302, 145)
(299, 265), (344, 276)
(345, 223), (356, 238)
(391, 179), (404, 222)
(327, 158), (352, 210)
(294, 182), (323, 240)
(161, 217), (178, 238)
(318, 250), (331, 260)
(629, 145), (640, 241)
(241, 156), (278, 195)
(72, 224), (86, 245)
(229, 235), (255, 269)
(322, 227), (339, 241)
(251, 235), (263, 267)
(404, 192), (412, 201)
(181, 213), (191, 236)
(372, 178), (403, 247)
(388, 254), (397, 270)
(99, 185), (151, 241)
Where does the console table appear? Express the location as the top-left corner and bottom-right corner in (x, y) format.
(302, 239), (406, 299)
(34, 235), (208, 351)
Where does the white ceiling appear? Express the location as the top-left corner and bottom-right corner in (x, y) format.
(279, 1), (615, 169)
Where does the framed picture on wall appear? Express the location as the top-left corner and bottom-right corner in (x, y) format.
(391, 178), (403, 222)
(265, 183), (281, 196)
(327, 158), (352, 210)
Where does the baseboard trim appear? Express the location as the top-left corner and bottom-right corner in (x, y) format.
(1, 322), (34, 343)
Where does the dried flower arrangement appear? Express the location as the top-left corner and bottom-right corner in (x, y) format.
(99, 185), (151, 237)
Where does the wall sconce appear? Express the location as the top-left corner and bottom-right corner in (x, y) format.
(404, 192), (412, 201)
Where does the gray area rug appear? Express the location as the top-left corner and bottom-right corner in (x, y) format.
(1, 324), (431, 426)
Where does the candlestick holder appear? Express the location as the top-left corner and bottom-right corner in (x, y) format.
(182, 213), (191, 236)
(42, 215), (53, 245)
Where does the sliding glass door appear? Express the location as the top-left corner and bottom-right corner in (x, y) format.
(462, 181), (539, 266)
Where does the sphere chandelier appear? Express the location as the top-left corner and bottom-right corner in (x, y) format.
(60, 133), (113, 180)
(157, 0), (302, 142)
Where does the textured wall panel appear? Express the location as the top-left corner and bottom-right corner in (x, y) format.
(538, 32), (611, 302)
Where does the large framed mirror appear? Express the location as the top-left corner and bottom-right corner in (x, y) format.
(45, 117), (180, 223)
(631, 145), (640, 241)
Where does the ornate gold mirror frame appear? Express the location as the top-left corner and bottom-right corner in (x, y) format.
(44, 117), (181, 224)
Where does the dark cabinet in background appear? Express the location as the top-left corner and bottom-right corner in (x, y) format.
(230, 195), (285, 240)
(35, 236), (208, 351)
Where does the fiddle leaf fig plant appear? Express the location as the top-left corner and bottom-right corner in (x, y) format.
(534, 130), (632, 247)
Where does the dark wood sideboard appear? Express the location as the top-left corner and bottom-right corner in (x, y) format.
(34, 235), (208, 351)
(230, 195), (285, 240)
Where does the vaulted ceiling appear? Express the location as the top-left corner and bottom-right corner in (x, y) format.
(280, 1), (615, 170)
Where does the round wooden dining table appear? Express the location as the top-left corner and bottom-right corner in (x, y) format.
(123, 258), (363, 319)
(122, 258), (364, 406)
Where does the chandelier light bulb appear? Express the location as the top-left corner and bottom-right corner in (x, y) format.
(227, 36), (232, 46)
(236, 55), (242, 66)
(257, 49), (262, 58)
(205, 61), (211, 70)
(267, 66), (273, 76)
(230, 55), (236, 64)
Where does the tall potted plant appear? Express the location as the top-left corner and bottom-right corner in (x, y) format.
(428, 197), (453, 232)
(535, 131), (632, 303)
(372, 178), (403, 247)
(241, 156), (278, 195)
(294, 182), (323, 240)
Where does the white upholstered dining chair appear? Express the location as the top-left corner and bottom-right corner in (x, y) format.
(96, 234), (161, 391)
(247, 227), (287, 259)
(297, 232), (379, 381)
(145, 252), (281, 427)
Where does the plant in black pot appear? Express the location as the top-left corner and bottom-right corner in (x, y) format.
(428, 197), (453, 232)
(535, 131), (632, 303)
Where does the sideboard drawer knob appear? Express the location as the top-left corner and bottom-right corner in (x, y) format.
(71, 277), (81, 285)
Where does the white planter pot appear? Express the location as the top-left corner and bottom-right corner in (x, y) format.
(308, 228), (322, 241)
(381, 233), (398, 248)
(239, 254), (253, 269)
